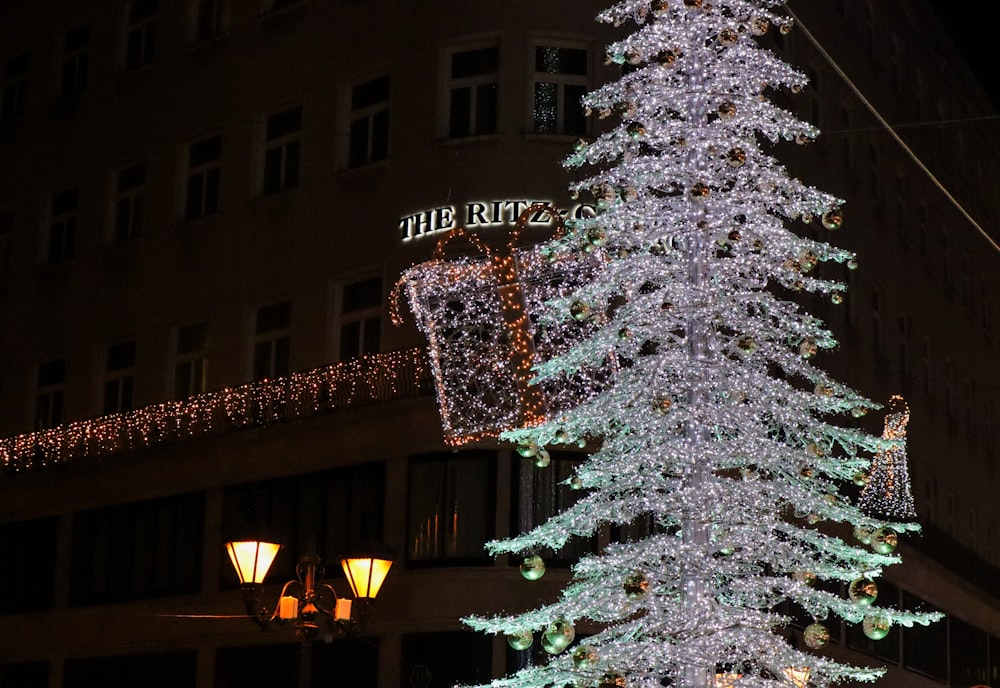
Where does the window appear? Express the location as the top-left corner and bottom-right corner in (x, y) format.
(338, 276), (382, 361)
(401, 633), (492, 688)
(0, 663), (48, 688)
(901, 592), (946, 679)
(59, 24), (90, 99)
(0, 212), (12, 284)
(47, 187), (77, 263)
(408, 451), (495, 564)
(185, 134), (221, 219)
(262, 105), (301, 194)
(190, 0), (225, 41)
(348, 75), (390, 168)
(0, 517), (57, 614)
(124, 0), (158, 70)
(65, 652), (195, 688)
(1, 52), (28, 124)
(532, 44), (588, 135)
(221, 463), (385, 589)
(217, 641), (377, 688)
(513, 451), (594, 564)
(103, 341), (136, 414)
(113, 162), (146, 241)
(253, 301), (291, 380)
(447, 46), (498, 138)
(173, 322), (208, 398)
(35, 358), (66, 430)
(69, 493), (204, 604)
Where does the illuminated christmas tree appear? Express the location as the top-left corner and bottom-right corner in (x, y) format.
(464, 2), (940, 688)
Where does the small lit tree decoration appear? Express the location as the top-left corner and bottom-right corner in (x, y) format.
(463, 3), (940, 688)
(860, 396), (916, 520)
(393, 204), (608, 446)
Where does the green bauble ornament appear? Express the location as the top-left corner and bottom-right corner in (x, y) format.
(541, 619), (575, 654)
(534, 448), (551, 468)
(507, 630), (533, 650)
(849, 578), (878, 606)
(862, 614), (891, 640)
(853, 525), (873, 545)
(803, 622), (830, 649)
(516, 440), (538, 458)
(572, 645), (599, 670)
(587, 227), (607, 247)
(851, 405), (868, 418)
(852, 471), (869, 487)
(520, 555), (546, 581)
(570, 475), (584, 490)
(871, 527), (898, 554)
(799, 339), (817, 359)
(623, 571), (649, 599)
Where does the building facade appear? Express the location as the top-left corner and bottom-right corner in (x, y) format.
(1, 1), (999, 686)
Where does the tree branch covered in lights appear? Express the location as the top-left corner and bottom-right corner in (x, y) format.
(464, 3), (940, 688)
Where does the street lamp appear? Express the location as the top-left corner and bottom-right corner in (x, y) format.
(224, 539), (394, 688)
(224, 539), (393, 640)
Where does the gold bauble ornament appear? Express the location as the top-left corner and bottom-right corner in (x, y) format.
(779, 21), (793, 35)
(570, 301), (592, 321)
(814, 383), (834, 396)
(803, 622), (830, 649)
(690, 182), (710, 199)
(587, 227), (607, 247)
(718, 28), (739, 46)
(653, 395), (673, 414)
(854, 525), (873, 545)
(851, 405), (868, 418)
(799, 340), (817, 359)
(737, 336), (756, 353)
(793, 569), (816, 586)
(623, 571), (650, 599)
(718, 101), (737, 119)
(726, 147), (747, 167)
(600, 672), (626, 688)
(683, 0), (702, 8)
(849, 577), (878, 606)
(627, 122), (646, 138)
(651, 0), (669, 15)
(749, 17), (769, 35)
(657, 49), (679, 67)
(822, 208), (843, 230)
(831, 293), (843, 305)
(862, 614), (891, 640)
(728, 229), (741, 242)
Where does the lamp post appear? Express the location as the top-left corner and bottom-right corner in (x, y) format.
(224, 539), (393, 688)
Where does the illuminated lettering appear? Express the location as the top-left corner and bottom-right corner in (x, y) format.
(400, 200), (599, 241)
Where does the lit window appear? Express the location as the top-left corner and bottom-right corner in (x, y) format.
(173, 322), (208, 398)
(532, 44), (588, 135)
(337, 276), (381, 361)
(59, 25), (90, 99)
(124, 0), (158, 71)
(35, 358), (66, 430)
(103, 341), (136, 414)
(1, 52), (28, 124)
(262, 106), (301, 194)
(185, 135), (221, 220)
(348, 75), (390, 168)
(113, 162), (147, 241)
(407, 451), (495, 564)
(447, 46), (498, 138)
(47, 187), (77, 263)
(253, 301), (291, 380)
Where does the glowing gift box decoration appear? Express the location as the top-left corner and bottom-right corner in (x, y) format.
(393, 204), (608, 445)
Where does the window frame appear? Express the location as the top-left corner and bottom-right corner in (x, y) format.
(45, 186), (78, 264)
(442, 41), (500, 140)
(261, 104), (303, 195)
(183, 133), (222, 220)
(1, 52), (29, 124)
(34, 357), (67, 430)
(529, 40), (590, 136)
(172, 321), (209, 399)
(122, 0), (159, 72)
(334, 274), (383, 362)
(252, 300), (292, 380)
(58, 24), (91, 100)
(102, 340), (136, 415)
(111, 160), (147, 242)
(346, 74), (390, 169)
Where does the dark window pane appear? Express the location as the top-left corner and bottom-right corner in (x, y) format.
(262, 147), (283, 194)
(0, 662), (48, 688)
(266, 106), (302, 140)
(64, 25), (90, 51)
(535, 46), (587, 75)
(349, 118), (369, 167)
(564, 84), (587, 135)
(362, 315), (380, 355)
(189, 135), (222, 166)
(340, 321), (360, 360)
(185, 176), (204, 219)
(475, 83), (498, 134)
(65, 652), (193, 688)
(106, 341), (136, 371)
(38, 359), (66, 386)
(0, 518), (57, 614)
(129, 0), (158, 22)
(343, 277), (382, 312)
(177, 323), (207, 354)
(52, 188), (78, 214)
(118, 164), (146, 191)
(273, 336), (290, 376)
(371, 110), (389, 161)
(203, 168), (220, 213)
(256, 301), (291, 333)
(449, 86), (472, 138)
(901, 592), (946, 679)
(451, 47), (498, 79)
(400, 632), (492, 688)
(284, 139), (301, 187)
(351, 75), (390, 111)
(950, 617), (989, 686)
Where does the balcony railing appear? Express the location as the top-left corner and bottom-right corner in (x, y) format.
(0, 348), (432, 476)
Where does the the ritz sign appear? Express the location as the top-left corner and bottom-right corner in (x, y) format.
(399, 199), (597, 240)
